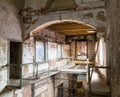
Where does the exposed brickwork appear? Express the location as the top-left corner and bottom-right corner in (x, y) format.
(96, 11), (106, 22)
(83, 13), (93, 18)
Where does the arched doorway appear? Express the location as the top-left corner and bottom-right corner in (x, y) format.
(28, 19), (97, 97)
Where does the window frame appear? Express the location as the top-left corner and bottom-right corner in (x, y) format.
(35, 41), (46, 62)
(57, 44), (62, 60)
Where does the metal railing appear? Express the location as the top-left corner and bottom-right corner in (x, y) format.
(9, 57), (88, 88)
(87, 65), (110, 97)
(18, 58), (72, 88)
(20, 61), (50, 88)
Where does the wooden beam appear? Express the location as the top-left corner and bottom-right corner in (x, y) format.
(48, 24), (93, 30)
(55, 29), (94, 32)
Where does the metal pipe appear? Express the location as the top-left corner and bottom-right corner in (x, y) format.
(88, 65), (91, 97)
(36, 63), (39, 79)
(20, 64), (23, 88)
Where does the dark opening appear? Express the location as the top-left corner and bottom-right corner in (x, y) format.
(10, 41), (22, 79)
(58, 83), (63, 97)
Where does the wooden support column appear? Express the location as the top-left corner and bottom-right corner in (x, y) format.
(87, 39), (89, 59)
(75, 40), (77, 59)
(31, 83), (35, 97)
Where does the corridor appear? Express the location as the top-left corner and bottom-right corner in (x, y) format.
(0, 0), (120, 97)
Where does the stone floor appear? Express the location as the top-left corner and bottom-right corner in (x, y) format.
(91, 70), (110, 97)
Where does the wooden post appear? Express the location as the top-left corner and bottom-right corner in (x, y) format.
(75, 40), (77, 59)
(31, 83), (35, 97)
(87, 40), (88, 59)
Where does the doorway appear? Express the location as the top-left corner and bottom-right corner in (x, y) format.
(10, 41), (22, 79)
(57, 83), (63, 97)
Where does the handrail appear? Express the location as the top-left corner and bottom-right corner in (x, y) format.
(21, 60), (48, 66)
(19, 59), (70, 88)
(12, 58), (82, 88)
(19, 60), (51, 88)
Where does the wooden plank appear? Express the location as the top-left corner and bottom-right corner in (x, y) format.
(74, 61), (95, 65)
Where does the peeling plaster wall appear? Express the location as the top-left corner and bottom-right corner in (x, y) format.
(95, 38), (107, 77)
(0, 67), (8, 93)
(25, 8), (106, 38)
(107, 0), (120, 97)
(0, 0), (108, 97)
(22, 38), (34, 64)
(0, 0), (22, 41)
(0, 38), (8, 67)
(11, 86), (32, 97)
(22, 37), (35, 77)
(62, 44), (70, 58)
(0, 38), (8, 93)
(0, 91), (13, 97)
(0, 0), (22, 93)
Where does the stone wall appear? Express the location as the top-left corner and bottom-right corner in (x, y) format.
(22, 0), (106, 39)
(107, 0), (120, 97)
(0, 0), (23, 93)
(0, 0), (22, 41)
(24, 8), (106, 39)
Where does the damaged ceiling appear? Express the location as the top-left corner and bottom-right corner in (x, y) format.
(22, 0), (104, 16)
(45, 0), (76, 11)
(31, 20), (96, 38)
(47, 21), (96, 36)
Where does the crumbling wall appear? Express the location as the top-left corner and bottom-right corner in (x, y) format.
(22, 37), (35, 77)
(107, 0), (120, 97)
(0, 38), (8, 92)
(0, 0), (107, 97)
(24, 8), (106, 39)
(23, 0), (106, 39)
(62, 44), (70, 58)
(0, 0), (22, 94)
(0, 0), (22, 40)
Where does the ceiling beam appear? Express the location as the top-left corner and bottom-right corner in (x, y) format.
(54, 29), (95, 32)
(48, 25), (93, 30)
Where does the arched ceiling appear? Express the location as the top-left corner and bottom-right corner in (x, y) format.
(47, 21), (96, 36)
(31, 20), (96, 37)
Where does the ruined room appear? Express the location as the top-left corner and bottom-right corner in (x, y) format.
(0, 0), (120, 97)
